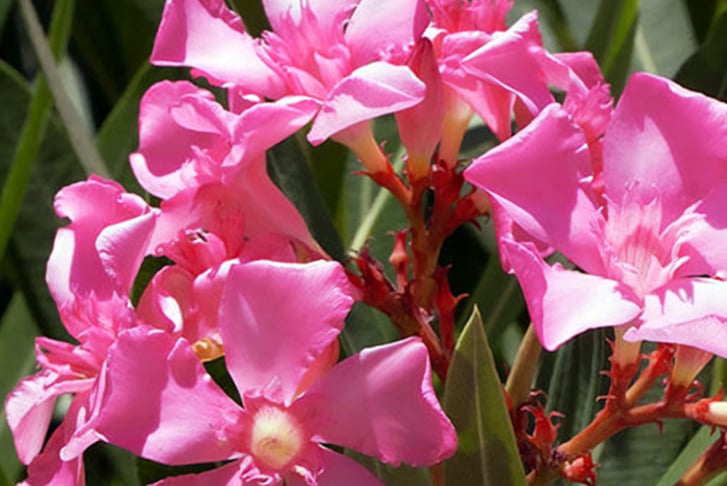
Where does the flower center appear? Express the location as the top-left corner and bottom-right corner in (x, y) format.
(250, 405), (305, 471)
(602, 187), (691, 297)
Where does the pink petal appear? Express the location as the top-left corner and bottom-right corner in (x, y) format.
(502, 238), (642, 350)
(603, 73), (727, 222)
(263, 0), (358, 37)
(463, 104), (603, 273)
(300, 338), (456, 466)
(151, 459), (246, 486)
(130, 81), (228, 198)
(94, 327), (243, 465)
(19, 418), (85, 486)
(307, 62), (425, 145)
(626, 278), (727, 357)
(345, 0), (428, 66)
(285, 447), (383, 486)
(676, 181), (727, 278)
(394, 39), (444, 160)
(220, 260), (353, 402)
(46, 177), (154, 310)
(5, 371), (59, 464)
(460, 12), (554, 115)
(152, 0), (284, 96)
(232, 96), (319, 163)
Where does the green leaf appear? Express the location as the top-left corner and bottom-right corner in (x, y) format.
(585, 0), (639, 95)
(0, 0), (75, 262)
(0, 59), (82, 340)
(674, 8), (727, 101)
(684, 0), (720, 43)
(655, 426), (719, 486)
(595, 379), (698, 483)
(267, 135), (346, 261)
(18, 0), (108, 178)
(630, 0), (697, 77)
(0, 293), (40, 482)
(71, 0), (164, 105)
(345, 448), (433, 486)
(443, 306), (526, 486)
(535, 329), (609, 442)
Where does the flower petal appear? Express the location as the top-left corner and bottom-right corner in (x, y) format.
(626, 278), (727, 357)
(94, 327), (243, 465)
(307, 62), (424, 144)
(502, 238), (642, 350)
(220, 260), (353, 402)
(151, 459), (246, 486)
(345, 0), (428, 66)
(463, 104), (603, 273)
(152, 0), (284, 96)
(285, 447), (383, 486)
(603, 72), (727, 222)
(301, 338), (456, 466)
(5, 371), (59, 464)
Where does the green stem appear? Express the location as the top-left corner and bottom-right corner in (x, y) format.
(505, 324), (542, 409)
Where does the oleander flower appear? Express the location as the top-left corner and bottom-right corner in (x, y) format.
(464, 73), (727, 354)
(6, 177), (157, 484)
(151, 0), (428, 145)
(93, 260), (456, 485)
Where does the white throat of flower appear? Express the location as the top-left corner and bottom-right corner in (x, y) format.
(250, 405), (305, 471)
(601, 185), (696, 298)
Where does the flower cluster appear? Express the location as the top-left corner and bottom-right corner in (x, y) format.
(7, 0), (727, 485)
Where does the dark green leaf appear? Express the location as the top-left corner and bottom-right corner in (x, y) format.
(0, 59), (83, 340)
(535, 329), (609, 442)
(0, 293), (39, 482)
(595, 383), (698, 484)
(443, 306), (526, 486)
(71, 0), (164, 107)
(655, 426), (719, 486)
(684, 0), (720, 43)
(267, 135), (346, 262)
(585, 0), (639, 95)
(674, 8), (727, 101)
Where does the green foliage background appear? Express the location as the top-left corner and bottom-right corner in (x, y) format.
(0, 0), (726, 484)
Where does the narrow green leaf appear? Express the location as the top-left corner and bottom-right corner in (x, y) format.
(71, 0), (164, 105)
(0, 0), (13, 39)
(535, 329), (608, 442)
(0, 0), (75, 262)
(674, 8), (727, 101)
(631, 0), (697, 77)
(267, 135), (346, 262)
(346, 449), (432, 486)
(684, 0), (719, 43)
(595, 375), (698, 483)
(339, 302), (399, 357)
(18, 0), (109, 178)
(0, 58), (83, 340)
(585, 0), (639, 95)
(655, 426), (718, 486)
(0, 293), (40, 482)
(443, 306), (526, 486)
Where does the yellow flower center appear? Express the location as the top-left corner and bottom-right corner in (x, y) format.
(250, 405), (304, 471)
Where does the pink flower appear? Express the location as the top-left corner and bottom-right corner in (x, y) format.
(6, 177), (157, 484)
(151, 0), (427, 145)
(464, 73), (727, 354)
(93, 260), (456, 484)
